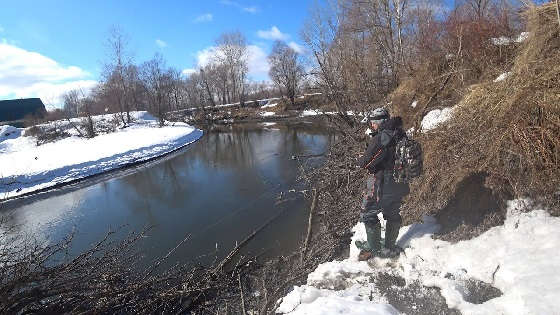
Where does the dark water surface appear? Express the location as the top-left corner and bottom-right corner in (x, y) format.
(1, 122), (334, 267)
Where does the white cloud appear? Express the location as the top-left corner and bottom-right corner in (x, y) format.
(257, 26), (289, 41)
(193, 44), (269, 80)
(246, 45), (270, 79)
(195, 46), (219, 68)
(220, 0), (259, 14)
(155, 39), (167, 48)
(288, 41), (305, 54)
(193, 13), (213, 23)
(0, 42), (96, 107)
(182, 68), (197, 76)
(243, 6), (258, 14)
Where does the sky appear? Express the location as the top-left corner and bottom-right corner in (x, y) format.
(0, 0), (311, 107)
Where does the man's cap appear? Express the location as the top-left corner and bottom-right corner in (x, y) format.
(361, 107), (390, 124)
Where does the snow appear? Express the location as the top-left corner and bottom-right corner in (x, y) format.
(276, 285), (399, 315)
(261, 122), (277, 127)
(301, 110), (321, 117)
(261, 103), (278, 109)
(494, 72), (511, 82)
(491, 36), (512, 46)
(515, 32), (529, 43)
(1, 125), (22, 144)
(420, 107), (454, 131)
(491, 32), (530, 46)
(277, 200), (560, 315)
(260, 111), (276, 117)
(410, 100), (418, 108)
(0, 111), (203, 199)
(300, 110), (355, 117)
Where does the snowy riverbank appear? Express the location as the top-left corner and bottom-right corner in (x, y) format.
(276, 200), (560, 314)
(0, 111), (203, 200)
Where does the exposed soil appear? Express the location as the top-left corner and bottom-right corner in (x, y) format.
(435, 173), (507, 243)
(375, 272), (462, 315)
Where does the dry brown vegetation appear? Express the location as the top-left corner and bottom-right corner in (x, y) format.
(401, 4), (560, 223)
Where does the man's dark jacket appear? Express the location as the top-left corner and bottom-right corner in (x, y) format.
(357, 117), (408, 206)
(357, 117), (404, 173)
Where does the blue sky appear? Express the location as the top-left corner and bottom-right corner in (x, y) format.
(0, 0), (310, 106)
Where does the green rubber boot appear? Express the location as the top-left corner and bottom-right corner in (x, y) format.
(355, 222), (382, 259)
(383, 220), (402, 258)
(366, 222), (382, 253)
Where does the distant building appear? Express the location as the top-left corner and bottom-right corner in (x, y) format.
(0, 98), (47, 127)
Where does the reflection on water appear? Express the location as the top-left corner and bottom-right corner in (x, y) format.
(0, 122), (335, 266)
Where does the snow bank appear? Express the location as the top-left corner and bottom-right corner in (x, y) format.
(260, 111), (276, 117)
(421, 107), (454, 131)
(0, 111), (202, 199)
(1, 125), (22, 145)
(277, 200), (560, 314)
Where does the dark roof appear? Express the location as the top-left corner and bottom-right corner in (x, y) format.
(0, 98), (47, 122)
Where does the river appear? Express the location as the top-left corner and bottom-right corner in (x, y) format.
(0, 121), (334, 268)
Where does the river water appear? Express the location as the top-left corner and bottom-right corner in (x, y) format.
(0, 122), (334, 267)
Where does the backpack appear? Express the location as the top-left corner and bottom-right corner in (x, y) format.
(393, 136), (423, 183)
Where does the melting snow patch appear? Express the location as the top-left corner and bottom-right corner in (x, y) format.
(278, 200), (559, 314)
(260, 111), (276, 117)
(301, 110), (322, 117)
(494, 72), (511, 83)
(261, 103), (278, 109)
(410, 101), (418, 108)
(491, 32), (530, 46)
(421, 107), (454, 131)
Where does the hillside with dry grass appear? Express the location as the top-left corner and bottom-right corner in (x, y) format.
(387, 4), (560, 240)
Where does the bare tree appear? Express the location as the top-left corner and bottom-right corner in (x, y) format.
(214, 31), (249, 105)
(200, 67), (217, 107)
(104, 26), (134, 125)
(62, 89), (95, 138)
(268, 41), (305, 105)
(140, 55), (171, 127)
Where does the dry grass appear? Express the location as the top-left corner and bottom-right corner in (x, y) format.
(402, 3), (560, 222)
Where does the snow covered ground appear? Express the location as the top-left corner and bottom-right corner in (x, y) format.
(276, 200), (560, 314)
(0, 111), (203, 200)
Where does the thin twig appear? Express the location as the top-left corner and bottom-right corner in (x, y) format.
(301, 189), (319, 264)
(238, 273), (247, 315)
